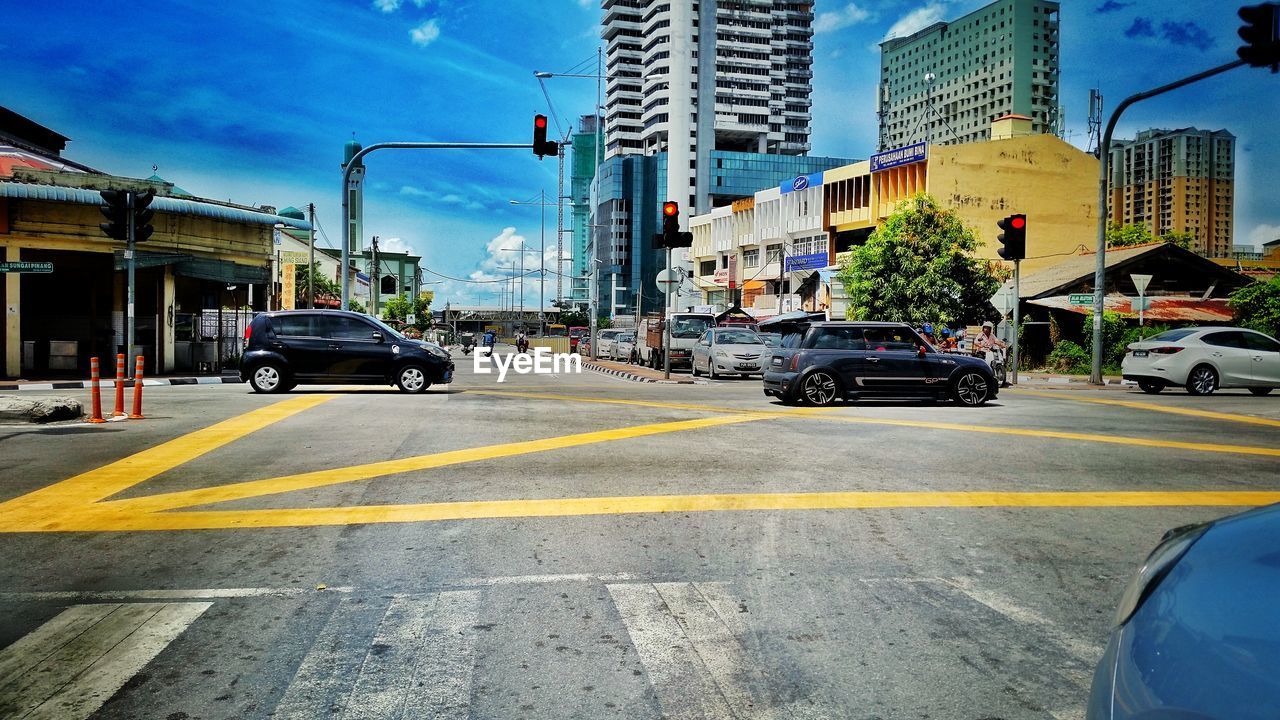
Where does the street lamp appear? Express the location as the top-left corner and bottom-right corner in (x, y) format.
(508, 191), (559, 334)
(499, 243), (537, 329)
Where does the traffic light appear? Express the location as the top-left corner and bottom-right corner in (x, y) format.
(99, 190), (129, 240)
(532, 114), (558, 159)
(133, 188), (155, 242)
(655, 201), (694, 249)
(1238, 3), (1280, 71)
(996, 214), (1026, 261)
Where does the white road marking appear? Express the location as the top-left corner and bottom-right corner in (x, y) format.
(0, 587), (356, 601)
(275, 591), (482, 720)
(609, 581), (790, 720)
(0, 602), (210, 720)
(400, 590), (481, 719)
(445, 572), (635, 587)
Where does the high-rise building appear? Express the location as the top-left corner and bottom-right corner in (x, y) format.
(1108, 127), (1235, 258)
(601, 0), (816, 211)
(877, 0), (1060, 150)
(569, 115), (599, 307)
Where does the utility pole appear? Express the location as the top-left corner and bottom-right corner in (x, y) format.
(307, 202), (316, 308)
(126, 191), (136, 374)
(370, 235), (380, 317)
(540, 188), (546, 335)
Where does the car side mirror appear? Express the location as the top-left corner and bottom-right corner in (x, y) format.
(917, 345), (927, 358)
(372, 331), (384, 343)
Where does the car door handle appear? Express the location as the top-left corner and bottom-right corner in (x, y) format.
(1211, 352), (1223, 357)
(328, 343), (342, 349)
(866, 357), (880, 363)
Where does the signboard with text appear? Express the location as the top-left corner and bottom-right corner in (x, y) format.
(1069, 293), (1095, 306)
(785, 253), (827, 272)
(0, 261), (53, 273)
(780, 172), (824, 194)
(281, 263), (296, 310)
(870, 142), (928, 172)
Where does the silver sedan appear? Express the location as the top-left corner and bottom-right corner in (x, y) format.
(691, 327), (770, 379)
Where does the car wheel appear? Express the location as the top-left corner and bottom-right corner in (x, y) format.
(1248, 387), (1273, 396)
(799, 370), (839, 406)
(1138, 379), (1164, 394)
(708, 362), (718, 380)
(951, 371), (990, 406)
(1185, 365), (1218, 396)
(691, 360), (700, 377)
(396, 364), (430, 394)
(249, 362), (288, 394)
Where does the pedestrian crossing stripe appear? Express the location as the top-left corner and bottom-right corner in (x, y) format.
(1, 391), (1278, 533)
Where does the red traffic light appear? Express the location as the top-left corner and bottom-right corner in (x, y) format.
(535, 115), (548, 129)
(1011, 216), (1025, 230)
(663, 201), (678, 216)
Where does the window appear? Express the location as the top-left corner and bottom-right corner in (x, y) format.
(806, 327), (862, 350)
(1243, 332), (1280, 353)
(273, 314), (320, 337)
(327, 316), (378, 340)
(863, 327), (922, 352)
(1201, 331), (1247, 349)
(742, 249), (760, 268)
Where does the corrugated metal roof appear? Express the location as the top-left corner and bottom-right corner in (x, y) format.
(0, 181), (312, 230)
(1028, 295), (1234, 323)
(1018, 243), (1247, 299)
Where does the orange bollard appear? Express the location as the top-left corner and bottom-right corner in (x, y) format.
(87, 357), (106, 423)
(128, 355), (146, 420)
(112, 353), (127, 417)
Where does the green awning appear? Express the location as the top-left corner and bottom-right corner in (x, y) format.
(174, 258), (269, 284)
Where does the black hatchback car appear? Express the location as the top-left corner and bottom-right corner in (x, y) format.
(760, 319), (997, 406)
(240, 310), (454, 393)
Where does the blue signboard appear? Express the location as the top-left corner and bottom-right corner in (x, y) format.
(780, 172), (824, 194)
(785, 253), (828, 272)
(870, 142), (928, 172)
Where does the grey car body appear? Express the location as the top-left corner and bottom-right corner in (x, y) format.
(759, 318), (998, 406)
(1087, 503), (1280, 720)
(691, 327), (769, 377)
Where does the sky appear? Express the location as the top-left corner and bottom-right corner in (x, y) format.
(6, 0), (1277, 307)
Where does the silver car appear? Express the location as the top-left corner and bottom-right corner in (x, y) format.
(1121, 326), (1280, 395)
(691, 327), (769, 378)
(612, 332), (636, 362)
(595, 329), (624, 361)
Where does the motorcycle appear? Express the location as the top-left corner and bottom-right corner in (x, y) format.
(978, 346), (1009, 387)
(516, 337), (530, 354)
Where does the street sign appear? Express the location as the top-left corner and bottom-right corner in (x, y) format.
(281, 251), (309, 264)
(1131, 297), (1151, 311)
(989, 282), (1015, 315)
(0, 261), (53, 273)
(406, 314), (416, 325)
(1069, 293), (1095, 306)
(656, 269), (679, 291)
(1130, 273), (1152, 296)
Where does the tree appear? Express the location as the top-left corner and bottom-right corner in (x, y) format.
(557, 307), (590, 327)
(1106, 223), (1154, 248)
(293, 263), (341, 307)
(836, 194), (1003, 326)
(381, 294), (432, 331)
(1230, 276), (1280, 337)
(1158, 230), (1195, 250)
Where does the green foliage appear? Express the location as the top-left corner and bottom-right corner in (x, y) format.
(347, 300), (367, 313)
(1158, 230), (1195, 250)
(557, 307), (590, 328)
(381, 294), (432, 331)
(596, 316), (613, 330)
(1046, 340), (1089, 374)
(1086, 311), (1129, 372)
(835, 194), (1002, 326)
(1229, 276), (1280, 337)
(1107, 224), (1196, 250)
(293, 263), (341, 307)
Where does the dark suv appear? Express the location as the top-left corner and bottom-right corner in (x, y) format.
(240, 310), (454, 393)
(761, 320), (997, 406)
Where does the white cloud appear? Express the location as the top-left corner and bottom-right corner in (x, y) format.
(884, 3), (947, 41)
(378, 236), (417, 256)
(373, 0), (401, 12)
(399, 185), (486, 210)
(483, 227), (529, 269)
(1246, 223), (1280, 247)
(410, 19), (441, 47)
(815, 4), (872, 34)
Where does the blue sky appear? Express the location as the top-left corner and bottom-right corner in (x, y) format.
(6, 0), (1277, 306)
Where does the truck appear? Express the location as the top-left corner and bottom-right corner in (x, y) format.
(634, 312), (717, 370)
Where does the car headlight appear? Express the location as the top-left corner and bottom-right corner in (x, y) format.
(421, 343), (450, 359)
(1113, 522), (1209, 627)
(715, 350), (729, 358)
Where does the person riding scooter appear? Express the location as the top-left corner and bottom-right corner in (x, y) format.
(516, 328), (529, 354)
(460, 332), (475, 356)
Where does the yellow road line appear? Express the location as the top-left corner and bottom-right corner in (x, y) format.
(98, 414), (764, 515)
(1014, 389), (1280, 429)
(0, 395), (336, 528)
(40, 490), (1280, 532)
(474, 389), (1280, 459)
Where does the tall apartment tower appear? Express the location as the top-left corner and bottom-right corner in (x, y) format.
(1108, 128), (1236, 258)
(877, 0), (1060, 150)
(601, 0), (815, 212)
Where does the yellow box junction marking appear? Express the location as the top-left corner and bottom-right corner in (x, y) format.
(1012, 389), (1280, 429)
(1, 389), (1277, 533)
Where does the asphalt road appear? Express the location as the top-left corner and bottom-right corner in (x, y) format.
(1, 351), (1278, 720)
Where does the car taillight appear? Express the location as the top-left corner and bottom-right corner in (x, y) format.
(788, 355), (800, 371)
(243, 323), (252, 349)
(1149, 346), (1183, 354)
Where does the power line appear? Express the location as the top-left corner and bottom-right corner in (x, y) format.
(421, 266), (540, 284)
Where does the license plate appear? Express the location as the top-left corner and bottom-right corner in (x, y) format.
(1133, 350), (1148, 357)
(736, 364), (758, 370)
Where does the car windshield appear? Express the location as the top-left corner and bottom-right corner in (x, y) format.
(365, 315), (405, 340)
(670, 316), (713, 338)
(758, 333), (782, 347)
(716, 329), (761, 344)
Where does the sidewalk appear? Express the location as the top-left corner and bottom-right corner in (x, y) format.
(582, 359), (703, 385)
(1015, 371), (1133, 389)
(0, 374), (242, 392)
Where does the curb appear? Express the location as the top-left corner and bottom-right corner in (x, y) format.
(1017, 376), (1134, 387)
(0, 376), (242, 392)
(582, 362), (703, 385)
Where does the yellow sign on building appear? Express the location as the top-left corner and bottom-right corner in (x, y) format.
(281, 263), (296, 310)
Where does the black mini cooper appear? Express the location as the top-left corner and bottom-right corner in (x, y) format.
(240, 310), (454, 393)
(760, 318), (998, 406)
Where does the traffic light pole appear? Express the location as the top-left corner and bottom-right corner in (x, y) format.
(1011, 259), (1020, 385)
(339, 142), (532, 309)
(126, 191), (136, 377)
(663, 246), (672, 380)
(1090, 58), (1246, 385)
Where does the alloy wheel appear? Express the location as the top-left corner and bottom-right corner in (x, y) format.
(954, 372), (989, 406)
(1187, 366), (1217, 396)
(252, 365), (281, 393)
(801, 372), (837, 406)
(399, 366), (427, 393)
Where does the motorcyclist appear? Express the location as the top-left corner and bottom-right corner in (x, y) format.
(483, 329), (497, 356)
(972, 321), (1007, 369)
(516, 328), (529, 354)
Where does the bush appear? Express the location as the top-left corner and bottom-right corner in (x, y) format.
(1230, 276), (1280, 337)
(1047, 340), (1090, 374)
